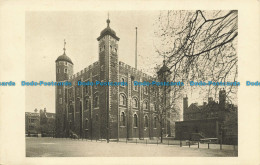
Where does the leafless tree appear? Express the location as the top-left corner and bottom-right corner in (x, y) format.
(154, 10), (238, 103)
(155, 64), (183, 142)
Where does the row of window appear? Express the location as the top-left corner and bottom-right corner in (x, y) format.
(62, 94), (155, 112)
(64, 80), (157, 99)
(185, 112), (219, 120)
(119, 94), (155, 110)
(57, 68), (68, 74)
(130, 114), (158, 128)
(57, 61), (69, 66)
(99, 45), (118, 53)
(82, 113), (160, 129)
(27, 119), (37, 123)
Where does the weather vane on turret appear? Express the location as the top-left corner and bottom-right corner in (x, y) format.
(107, 12), (110, 27)
(63, 39), (66, 54)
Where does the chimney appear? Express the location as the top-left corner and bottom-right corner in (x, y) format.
(183, 95), (188, 121)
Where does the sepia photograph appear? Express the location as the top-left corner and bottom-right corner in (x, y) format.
(0, 1), (260, 165)
(25, 10), (238, 157)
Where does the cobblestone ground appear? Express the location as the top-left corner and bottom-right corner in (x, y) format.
(26, 137), (238, 157)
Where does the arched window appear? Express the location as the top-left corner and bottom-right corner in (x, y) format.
(133, 98), (138, 108)
(94, 96), (99, 108)
(153, 116), (157, 128)
(110, 45), (112, 49)
(120, 112), (126, 126)
(120, 94), (126, 106)
(115, 48), (117, 52)
(133, 114), (138, 127)
(144, 115), (148, 128)
(143, 101), (148, 110)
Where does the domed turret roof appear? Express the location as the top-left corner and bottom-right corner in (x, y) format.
(56, 40), (73, 64)
(157, 60), (171, 75)
(56, 53), (73, 64)
(97, 19), (120, 41)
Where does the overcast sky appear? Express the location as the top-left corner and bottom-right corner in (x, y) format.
(25, 11), (208, 113)
(25, 11), (164, 113)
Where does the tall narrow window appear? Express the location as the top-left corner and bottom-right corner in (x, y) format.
(153, 116), (157, 128)
(143, 101), (148, 110)
(144, 116), (148, 128)
(144, 86), (148, 94)
(69, 105), (73, 113)
(120, 94), (126, 106)
(94, 96), (99, 108)
(85, 86), (88, 94)
(85, 119), (88, 129)
(121, 112), (126, 126)
(64, 68), (67, 73)
(57, 69), (60, 73)
(59, 98), (62, 104)
(85, 99), (89, 110)
(133, 114), (138, 127)
(133, 98), (138, 108)
(59, 89), (61, 95)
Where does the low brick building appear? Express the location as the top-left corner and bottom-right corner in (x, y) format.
(175, 89), (238, 144)
(25, 109), (40, 136)
(25, 108), (55, 137)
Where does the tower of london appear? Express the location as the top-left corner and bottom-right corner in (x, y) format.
(55, 18), (172, 140)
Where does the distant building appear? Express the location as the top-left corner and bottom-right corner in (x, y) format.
(25, 109), (40, 136)
(25, 108), (55, 137)
(39, 108), (56, 137)
(175, 89), (238, 144)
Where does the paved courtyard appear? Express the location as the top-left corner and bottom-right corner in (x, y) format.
(26, 137), (238, 157)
